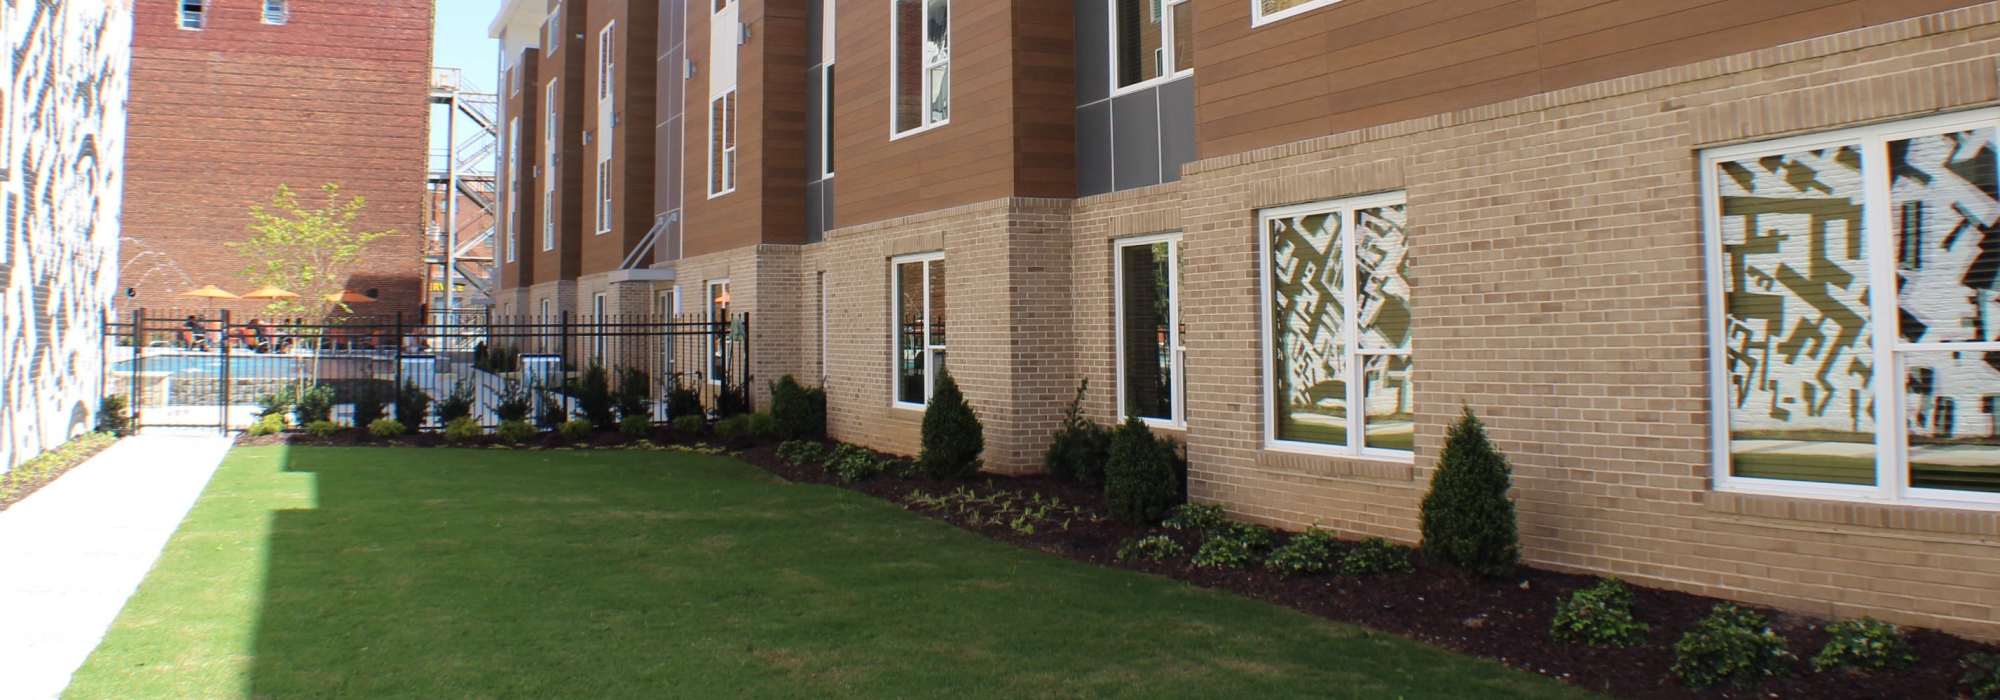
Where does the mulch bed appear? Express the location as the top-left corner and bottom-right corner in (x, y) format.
(733, 441), (1999, 700)
(240, 429), (1999, 698)
(0, 432), (120, 512)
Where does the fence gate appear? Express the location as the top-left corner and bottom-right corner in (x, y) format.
(103, 308), (751, 433)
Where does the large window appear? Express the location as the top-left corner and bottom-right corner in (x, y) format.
(890, 0), (949, 137)
(1112, 0), (1190, 91)
(1260, 192), (1413, 457)
(708, 90), (737, 197)
(1252, 0), (1339, 26)
(892, 254), (947, 407)
(1704, 109), (2000, 505)
(1117, 233), (1184, 425)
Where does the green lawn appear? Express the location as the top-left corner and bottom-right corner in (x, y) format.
(68, 446), (1591, 699)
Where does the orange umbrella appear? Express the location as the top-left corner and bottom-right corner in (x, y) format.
(241, 285), (299, 300)
(324, 290), (376, 304)
(179, 285), (240, 299)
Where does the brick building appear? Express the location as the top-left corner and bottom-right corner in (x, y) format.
(119, 0), (433, 318)
(492, 0), (2000, 639)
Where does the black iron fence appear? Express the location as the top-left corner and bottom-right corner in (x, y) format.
(102, 308), (750, 432)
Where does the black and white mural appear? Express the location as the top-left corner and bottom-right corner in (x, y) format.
(0, 0), (131, 472)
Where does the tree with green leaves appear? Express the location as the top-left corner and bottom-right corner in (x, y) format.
(1419, 407), (1520, 577)
(230, 183), (392, 319)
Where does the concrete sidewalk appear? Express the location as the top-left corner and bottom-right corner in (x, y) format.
(0, 431), (234, 700)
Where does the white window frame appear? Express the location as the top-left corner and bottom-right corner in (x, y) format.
(179, 0), (206, 30)
(819, 65), (836, 179)
(1257, 191), (1412, 460)
(1108, 0), (1191, 96)
(1114, 232), (1185, 428)
(541, 189), (554, 252)
(261, 0), (289, 25)
(506, 117), (520, 263)
(888, 0), (950, 140)
(592, 292), (608, 367)
(707, 279), (732, 385)
(543, 78), (559, 252)
(1702, 107), (2000, 510)
(1251, 0), (1340, 27)
(546, 4), (562, 53)
(889, 252), (946, 409)
(707, 90), (738, 198)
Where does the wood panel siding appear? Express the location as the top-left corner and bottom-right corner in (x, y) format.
(681, 0), (812, 260)
(532, 0), (587, 285)
(579, 0), (659, 276)
(1193, 0), (1990, 158)
(828, 1), (1075, 231)
(500, 53), (540, 290)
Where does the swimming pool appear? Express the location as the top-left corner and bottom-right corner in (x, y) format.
(112, 354), (387, 377)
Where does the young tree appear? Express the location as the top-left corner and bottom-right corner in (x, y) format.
(230, 183), (392, 319)
(1419, 407), (1520, 577)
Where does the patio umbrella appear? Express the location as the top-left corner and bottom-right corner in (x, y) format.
(241, 285), (298, 300)
(179, 285), (240, 299)
(324, 290), (376, 304)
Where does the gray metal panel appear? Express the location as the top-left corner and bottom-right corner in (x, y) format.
(1076, 101), (1112, 197)
(807, 0), (823, 67)
(806, 68), (824, 186)
(1157, 76), (1195, 183)
(1111, 90), (1160, 192)
(806, 180), (824, 243)
(821, 177), (836, 236)
(1073, 0), (1109, 107)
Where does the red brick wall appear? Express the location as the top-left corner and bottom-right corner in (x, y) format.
(118, 0), (434, 319)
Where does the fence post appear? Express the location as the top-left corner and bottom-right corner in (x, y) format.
(393, 311), (404, 425)
(130, 308), (145, 428)
(740, 312), (752, 412)
(218, 309), (232, 434)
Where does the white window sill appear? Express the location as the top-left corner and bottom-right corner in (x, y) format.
(1250, 0), (1342, 27)
(889, 119), (950, 142)
(1110, 70), (1193, 99)
(1262, 439), (1414, 464)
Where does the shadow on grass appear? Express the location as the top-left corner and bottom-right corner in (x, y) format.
(242, 447), (1589, 698)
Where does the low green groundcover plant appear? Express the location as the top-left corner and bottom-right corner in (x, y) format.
(305, 420), (340, 439)
(559, 419), (595, 444)
(1265, 529), (1342, 575)
(368, 418), (407, 438)
(825, 444), (884, 484)
(1550, 578), (1648, 647)
(1116, 534), (1184, 562)
(715, 412), (777, 440)
(1963, 652), (2000, 700)
(495, 419), (537, 445)
(444, 417), (484, 443)
(1340, 537), (1414, 576)
(776, 440), (830, 467)
(619, 415), (652, 439)
(1672, 604), (1793, 690)
(670, 414), (705, 435)
(0, 431), (116, 506)
(1163, 503), (1229, 534)
(1191, 523), (1276, 569)
(247, 413), (287, 437)
(1812, 618), (1915, 672)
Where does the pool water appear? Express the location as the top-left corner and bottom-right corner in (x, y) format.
(113, 354), (384, 377)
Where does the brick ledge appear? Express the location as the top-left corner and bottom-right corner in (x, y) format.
(1704, 491), (1999, 539)
(1255, 449), (1416, 484)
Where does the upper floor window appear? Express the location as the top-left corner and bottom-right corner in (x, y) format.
(1113, 0), (1190, 91)
(708, 90), (737, 197)
(890, 0), (949, 137)
(1260, 192), (1412, 458)
(595, 157), (613, 234)
(597, 23), (616, 101)
(179, 0), (206, 30)
(545, 4), (562, 53)
(1703, 108), (2000, 507)
(1252, 0), (1339, 27)
(261, 0), (289, 25)
(821, 66), (836, 178)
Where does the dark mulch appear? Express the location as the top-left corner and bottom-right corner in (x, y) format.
(736, 441), (1999, 700)
(0, 432), (120, 512)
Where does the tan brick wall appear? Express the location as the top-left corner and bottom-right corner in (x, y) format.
(1158, 4), (2000, 640)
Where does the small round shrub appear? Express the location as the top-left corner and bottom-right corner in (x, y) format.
(777, 440), (830, 466)
(368, 418), (407, 439)
(1672, 604), (1794, 690)
(1265, 529), (1342, 575)
(495, 419), (538, 445)
(1116, 534), (1184, 562)
(746, 412), (778, 439)
(1163, 503), (1230, 534)
(293, 385), (336, 425)
(714, 414), (753, 439)
(350, 387), (388, 427)
(1103, 417), (1182, 524)
(770, 374), (827, 441)
(559, 419), (594, 444)
(1812, 618), (1915, 672)
(1044, 381), (1111, 483)
(443, 417), (484, 443)
(918, 370), (985, 479)
(1551, 578), (1650, 647)
(304, 420), (340, 439)
(1340, 537), (1414, 576)
(97, 395), (131, 435)
(1192, 534), (1260, 569)
(670, 414), (705, 435)
(619, 415), (653, 439)
(246, 412), (287, 437)
(829, 450), (883, 484)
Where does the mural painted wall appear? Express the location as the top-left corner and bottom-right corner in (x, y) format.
(0, 0), (133, 472)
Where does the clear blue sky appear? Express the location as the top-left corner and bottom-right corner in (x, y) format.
(429, 0), (500, 159)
